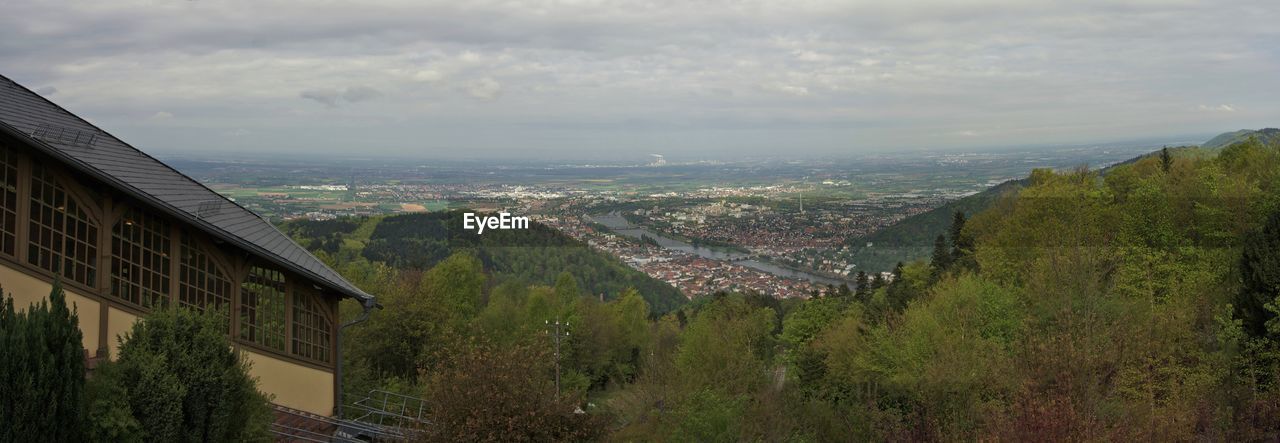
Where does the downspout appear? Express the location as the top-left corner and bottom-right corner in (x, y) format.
(336, 297), (379, 418)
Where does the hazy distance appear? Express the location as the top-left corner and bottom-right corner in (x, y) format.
(2, 0), (1277, 160)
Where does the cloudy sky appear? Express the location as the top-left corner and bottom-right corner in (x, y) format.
(2, 0), (1277, 160)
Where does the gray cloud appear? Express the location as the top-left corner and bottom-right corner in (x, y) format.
(1, 0), (1277, 159)
(343, 86), (382, 103)
(300, 89), (342, 107)
(301, 86), (383, 107)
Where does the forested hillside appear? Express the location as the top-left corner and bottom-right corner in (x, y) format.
(845, 179), (1026, 271)
(845, 131), (1271, 272)
(322, 136), (1280, 440)
(1203, 128), (1280, 149)
(282, 211), (687, 313)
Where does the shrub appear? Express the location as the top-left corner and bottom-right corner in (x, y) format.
(421, 340), (609, 442)
(85, 308), (273, 442)
(0, 282), (86, 442)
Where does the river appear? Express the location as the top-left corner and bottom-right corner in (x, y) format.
(588, 213), (849, 286)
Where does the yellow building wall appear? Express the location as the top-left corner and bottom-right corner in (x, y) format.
(0, 262), (100, 353)
(2, 262), (336, 417)
(242, 349), (335, 416)
(105, 307), (140, 357)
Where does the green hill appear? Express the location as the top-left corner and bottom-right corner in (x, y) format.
(1202, 128), (1280, 149)
(845, 179), (1026, 271)
(845, 141), (1225, 272)
(283, 211), (687, 313)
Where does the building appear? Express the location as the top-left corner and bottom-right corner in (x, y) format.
(0, 74), (376, 417)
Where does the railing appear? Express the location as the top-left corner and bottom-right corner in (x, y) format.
(270, 395), (425, 442)
(345, 390), (430, 431)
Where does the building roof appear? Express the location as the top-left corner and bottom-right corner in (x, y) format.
(0, 74), (374, 304)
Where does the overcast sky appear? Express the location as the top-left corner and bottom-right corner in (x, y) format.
(2, 0), (1277, 160)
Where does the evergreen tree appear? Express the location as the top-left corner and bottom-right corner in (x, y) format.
(86, 308), (272, 442)
(950, 211), (973, 262)
(1238, 210), (1280, 339)
(930, 234), (952, 277)
(871, 272), (885, 290)
(1160, 146), (1173, 173)
(0, 282), (86, 442)
(855, 271), (870, 300)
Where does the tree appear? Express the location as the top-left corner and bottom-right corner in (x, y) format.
(86, 307), (272, 442)
(855, 271), (870, 300)
(1238, 210), (1280, 339)
(930, 234), (952, 278)
(1160, 147), (1173, 173)
(666, 388), (745, 442)
(950, 211), (974, 269)
(351, 252), (486, 379)
(0, 282), (86, 442)
(421, 341), (608, 442)
(677, 295), (776, 395)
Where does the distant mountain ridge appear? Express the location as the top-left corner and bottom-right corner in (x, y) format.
(1202, 128), (1280, 150)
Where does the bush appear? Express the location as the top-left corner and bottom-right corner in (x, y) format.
(85, 308), (273, 442)
(0, 282), (87, 441)
(666, 389), (745, 442)
(421, 340), (609, 442)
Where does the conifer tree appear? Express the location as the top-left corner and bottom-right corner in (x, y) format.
(930, 234), (952, 277)
(0, 282), (85, 442)
(1238, 210), (1280, 339)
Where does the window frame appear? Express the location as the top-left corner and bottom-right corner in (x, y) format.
(25, 157), (103, 288)
(108, 205), (173, 310)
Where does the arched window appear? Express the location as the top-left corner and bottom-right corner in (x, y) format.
(240, 265), (286, 351)
(0, 145), (18, 256)
(28, 164), (97, 286)
(291, 286), (332, 363)
(178, 235), (233, 330)
(110, 207), (171, 310)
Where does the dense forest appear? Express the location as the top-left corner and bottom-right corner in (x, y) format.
(282, 211), (687, 314)
(306, 138), (1280, 441)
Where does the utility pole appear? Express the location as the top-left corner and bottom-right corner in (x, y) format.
(546, 318), (570, 396)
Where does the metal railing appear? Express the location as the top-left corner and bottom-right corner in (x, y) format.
(270, 399), (423, 442)
(345, 389), (430, 430)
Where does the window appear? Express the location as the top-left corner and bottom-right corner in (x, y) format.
(110, 207), (171, 310)
(240, 265), (286, 351)
(28, 164), (97, 286)
(291, 286), (332, 363)
(0, 145), (17, 256)
(178, 235), (233, 329)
